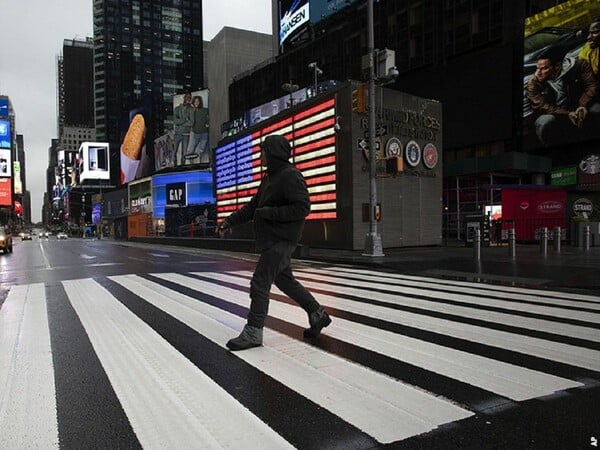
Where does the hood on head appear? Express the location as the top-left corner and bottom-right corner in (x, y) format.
(262, 135), (291, 165)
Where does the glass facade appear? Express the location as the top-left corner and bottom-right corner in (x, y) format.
(93, 0), (204, 185)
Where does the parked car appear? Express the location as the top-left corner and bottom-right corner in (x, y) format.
(0, 230), (13, 253)
(57, 232), (68, 240)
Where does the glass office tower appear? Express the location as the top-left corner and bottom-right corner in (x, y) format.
(93, 0), (204, 184)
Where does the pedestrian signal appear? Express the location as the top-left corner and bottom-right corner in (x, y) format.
(351, 84), (366, 114)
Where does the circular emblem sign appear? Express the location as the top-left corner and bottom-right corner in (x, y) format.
(385, 137), (402, 158)
(423, 143), (438, 169)
(573, 197), (593, 218)
(405, 140), (421, 167)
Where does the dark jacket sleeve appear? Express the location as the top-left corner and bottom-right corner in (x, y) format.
(226, 184), (261, 227)
(258, 170), (310, 222)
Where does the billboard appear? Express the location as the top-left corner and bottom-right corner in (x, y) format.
(279, 0), (310, 48)
(214, 97), (337, 222)
(0, 119), (11, 148)
(120, 95), (154, 184)
(0, 178), (11, 206)
(309, 0), (359, 24)
(78, 142), (110, 182)
(523, 1), (600, 150)
(0, 99), (9, 117)
(152, 170), (214, 219)
(0, 148), (11, 178)
(160, 89), (210, 171)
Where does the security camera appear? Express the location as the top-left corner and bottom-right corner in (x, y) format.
(387, 66), (399, 77)
(334, 122), (341, 132)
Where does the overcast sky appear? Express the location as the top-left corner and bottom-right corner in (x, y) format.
(0, 0), (272, 223)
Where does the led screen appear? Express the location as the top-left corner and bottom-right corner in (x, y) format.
(162, 89), (210, 170)
(78, 142), (110, 182)
(152, 170), (214, 218)
(523, 1), (600, 150)
(279, 0), (310, 47)
(0, 120), (11, 148)
(0, 148), (11, 178)
(0, 99), (9, 117)
(215, 98), (337, 222)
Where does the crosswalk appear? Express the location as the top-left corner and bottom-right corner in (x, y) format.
(1, 266), (599, 449)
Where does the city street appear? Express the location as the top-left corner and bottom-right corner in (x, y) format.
(1, 236), (599, 449)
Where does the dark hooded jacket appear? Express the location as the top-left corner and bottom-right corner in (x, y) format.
(224, 135), (310, 250)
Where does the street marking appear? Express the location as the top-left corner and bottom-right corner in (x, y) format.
(134, 272), (473, 443)
(0, 284), (59, 449)
(191, 272), (582, 400)
(63, 278), (292, 449)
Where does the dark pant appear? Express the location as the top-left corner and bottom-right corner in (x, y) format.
(247, 241), (320, 328)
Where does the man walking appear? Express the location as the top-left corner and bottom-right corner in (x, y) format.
(216, 134), (331, 351)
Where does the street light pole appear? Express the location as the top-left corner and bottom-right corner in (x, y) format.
(363, 0), (384, 256)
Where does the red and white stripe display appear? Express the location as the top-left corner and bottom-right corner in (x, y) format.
(215, 98), (337, 221)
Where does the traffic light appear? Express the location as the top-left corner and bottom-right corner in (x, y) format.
(351, 83), (366, 114)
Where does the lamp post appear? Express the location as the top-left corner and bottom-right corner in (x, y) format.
(363, 0), (384, 256)
(281, 81), (299, 151)
(308, 62), (322, 97)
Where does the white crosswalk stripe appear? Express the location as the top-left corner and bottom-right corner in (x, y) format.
(1, 266), (598, 448)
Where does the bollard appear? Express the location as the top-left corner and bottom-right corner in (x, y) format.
(540, 227), (548, 257)
(554, 226), (561, 253)
(584, 225), (591, 251)
(508, 227), (516, 260)
(474, 228), (481, 261)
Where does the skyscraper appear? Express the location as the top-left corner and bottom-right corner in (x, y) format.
(93, 0), (204, 185)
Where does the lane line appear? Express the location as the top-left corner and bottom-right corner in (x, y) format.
(0, 284), (59, 449)
(176, 272), (581, 400)
(62, 278), (292, 450)
(205, 271), (600, 372)
(114, 273), (474, 443)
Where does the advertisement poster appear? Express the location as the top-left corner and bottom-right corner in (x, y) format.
(523, 1), (600, 150)
(167, 89), (209, 169)
(120, 95), (154, 184)
(0, 119), (11, 148)
(0, 178), (12, 206)
(279, 0), (310, 49)
(78, 142), (110, 183)
(0, 148), (11, 177)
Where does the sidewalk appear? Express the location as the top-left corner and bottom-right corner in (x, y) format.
(301, 242), (600, 294)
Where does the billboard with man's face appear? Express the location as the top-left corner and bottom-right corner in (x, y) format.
(523, 1), (600, 151)
(0, 148), (11, 178)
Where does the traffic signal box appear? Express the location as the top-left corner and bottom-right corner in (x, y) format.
(351, 84), (366, 114)
(376, 156), (404, 177)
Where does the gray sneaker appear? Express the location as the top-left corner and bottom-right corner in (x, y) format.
(303, 307), (332, 338)
(226, 324), (263, 351)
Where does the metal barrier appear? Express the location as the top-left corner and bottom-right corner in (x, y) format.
(540, 227), (548, 257)
(554, 226), (561, 253)
(508, 227), (516, 260)
(584, 225), (591, 251)
(474, 228), (481, 261)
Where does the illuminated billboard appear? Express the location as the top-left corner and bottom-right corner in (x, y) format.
(523, 1), (600, 150)
(0, 178), (12, 206)
(0, 119), (11, 148)
(152, 170), (214, 218)
(163, 89), (210, 170)
(0, 148), (11, 178)
(78, 142), (110, 182)
(120, 95), (154, 184)
(214, 97), (337, 222)
(0, 99), (9, 117)
(309, 0), (359, 23)
(279, 0), (310, 48)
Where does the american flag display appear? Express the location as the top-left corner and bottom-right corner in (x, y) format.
(215, 98), (337, 221)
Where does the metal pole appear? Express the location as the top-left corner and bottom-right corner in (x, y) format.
(584, 225), (591, 251)
(540, 226), (548, 257)
(554, 226), (561, 253)
(474, 228), (481, 261)
(363, 0), (384, 256)
(508, 227), (516, 260)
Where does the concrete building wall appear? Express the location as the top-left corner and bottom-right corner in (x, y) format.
(207, 27), (273, 150)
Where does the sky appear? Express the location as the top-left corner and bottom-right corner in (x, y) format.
(0, 0), (272, 223)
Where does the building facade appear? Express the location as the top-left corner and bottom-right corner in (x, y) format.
(93, 0), (204, 185)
